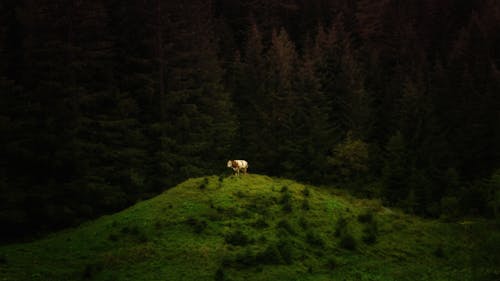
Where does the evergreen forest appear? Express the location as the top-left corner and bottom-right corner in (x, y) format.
(1, 0), (499, 242)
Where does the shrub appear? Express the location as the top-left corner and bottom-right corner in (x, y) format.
(234, 248), (256, 267)
(440, 196), (460, 220)
(225, 230), (251, 246)
(199, 178), (209, 190)
(108, 234), (119, 242)
(255, 241), (295, 265)
(357, 212), (374, 223)
(82, 262), (103, 279)
(302, 199), (310, 210)
(340, 233), (357, 250)
(136, 232), (149, 243)
(280, 192), (293, 213)
(278, 240), (294, 264)
(283, 201), (293, 213)
(252, 217), (269, 229)
(326, 257), (337, 270)
(302, 187), (310, 197)
(280, 186), (289, 193)
(362, 218), (378, 245)
(434, 244), (445, 258)
(256, 244), (283, 264)
(235, 190), (246, 198)
(120, 225), (148, 242)
(362, 227), (377, 245)
(236, 209), (253, 219)
(154, 221), (163, 230)
(299, 217), (309, 230)
(258, 235), (267, 242)
(186, 217), (207, 234)
(215, 267), (225, 281)
(335, 216), (348, 237)
(120, 225), (140, 236)
(327, 133), (370, 181)
(306, 231), (325, 247)
(277, 219), (295, 235)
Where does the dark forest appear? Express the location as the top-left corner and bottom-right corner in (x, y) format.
(1, 0), (499, 243)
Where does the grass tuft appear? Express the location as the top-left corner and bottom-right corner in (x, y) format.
(199, 177), (209, 190)
(186, 217), (207, 234)
(306, 231), (325, 247)
(215, 266), (225, 281)
(340, 233), (357, 250)
(277, 219), (295, 235)
(82, 262), (103, 279)
(357, 211), (374, 223)
(225, 230), (251, 246)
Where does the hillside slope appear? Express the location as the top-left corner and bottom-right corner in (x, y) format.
(0, 175), (498, 281)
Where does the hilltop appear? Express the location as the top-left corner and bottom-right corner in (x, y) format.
(0, 174), (498, 281)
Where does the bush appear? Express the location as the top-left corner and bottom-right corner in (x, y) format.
(434, 244), (445, 258)
(357, 212), (374, 223)
(257, 244), (283, 264)
(326, 257), (337, 270)
(136, 232), (149, 243)
(277, 219), (295, 235)
(154, 221), (163, 230)
(256, 241), (293, 265)
(252, 217), (269, 229)
(277, 240), (294, 264)
(215, 267), (225, 281)
(199, 178), (209, 190)
(299, 217), (309, 230)
(280, 192), (293, 213)
(327, 133), (370, 181)
(186, 217), (207, 234)
(280, 186), (289, 193)
(235, 190), (246, 198)
(361, 218), (378, 245)
(108, 233), (119, 242)
(440, 196), (460, 220)
(234, 248), (257, 267)
(362, 226), (377, 245)
(283, 201), (293, 213)
(82, 262), (104, 279)
(120, 225), (148, 242)
(306, 231), (325, 247)
(120, 225), (140, 235)
(302, 187), (310, 197)
(335, 216), (348, 237)
(340, 233), (357, 250)
(225, 230), (251, 246)
(302, 199), (310, 210)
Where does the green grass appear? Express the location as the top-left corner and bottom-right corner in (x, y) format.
(0, 174), (498, 281)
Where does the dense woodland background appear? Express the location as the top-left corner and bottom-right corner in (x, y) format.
(1, 0), (499, 242)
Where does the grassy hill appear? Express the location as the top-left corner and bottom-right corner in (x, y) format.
(0, 174), (498, 281)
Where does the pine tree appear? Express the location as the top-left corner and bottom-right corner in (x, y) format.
(382, 132), (409, 204)
(263, 28), (298, 176)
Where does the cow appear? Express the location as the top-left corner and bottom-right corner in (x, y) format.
(227, 160), (248, 175)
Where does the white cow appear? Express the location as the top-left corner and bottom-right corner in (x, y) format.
(227, 160), (248, 175)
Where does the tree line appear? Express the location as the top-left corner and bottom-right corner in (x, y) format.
(1, 0), (499, 241)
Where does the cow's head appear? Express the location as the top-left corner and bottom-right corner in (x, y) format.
(227, 160), (233, 168)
